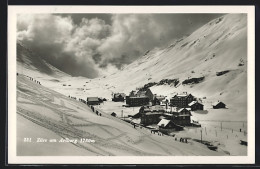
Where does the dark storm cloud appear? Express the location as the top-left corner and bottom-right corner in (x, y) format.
(17, 13), (224, 78)
(55, 13), (112, 25)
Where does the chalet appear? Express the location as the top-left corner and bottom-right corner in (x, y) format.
(87, 97), (100, 105)
(126, 96), (149, 107)
(164, 108), (192, 126)
(170, 93), (195, 108)
(98, 98), (104, 103)
(139, 106), (165, 125)
(111, 112), (117, 117)
(140, 112), (164, 125)
(212, 101), (226, 109)
(188, 101), (204, 111)
(112, 93), (126, 102)
(174, 108), (192, 126)
(157, 119), (184, 132)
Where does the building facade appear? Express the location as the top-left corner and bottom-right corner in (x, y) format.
(87, 97), (100, 105)
(157, 119), (183, 132)
(112, 93), (126, 102)
(170, 93), (195, 108)
(188, 101), (204, 111)
(212, 101), (226, 109)
(126, 96), (149, 107)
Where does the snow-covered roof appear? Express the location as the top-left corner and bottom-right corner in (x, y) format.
(146, 112), (164, 115)
(155, 95), (165, 101)
(172, 93), (193, 99)
(177, 94), (189, 97)
(188, 101), (198, 106)
(157, 119), (170, 127)
(87, 97), (99, 102)
(114, 93), (126, 98)
(212, 101), (225, 106)
(177, 108), (185, 112)
(129, 96), (148, 98)
(131, 118), (141, 124)
(178, 108), (191, 114)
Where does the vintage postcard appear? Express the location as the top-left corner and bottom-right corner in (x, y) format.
(8, 5), (255, 164)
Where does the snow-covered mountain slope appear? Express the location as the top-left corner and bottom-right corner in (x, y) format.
(17, 74), (224, 155)
(92, 14), (247, 120)
(17, 14), (248, 121)
(17, 41), (71, 80)
(15, 14), (248, 156)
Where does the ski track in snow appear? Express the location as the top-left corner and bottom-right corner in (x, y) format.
(17, 75), (224, 156)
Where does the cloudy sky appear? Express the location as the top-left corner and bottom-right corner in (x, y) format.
(17, 13), (224, 78)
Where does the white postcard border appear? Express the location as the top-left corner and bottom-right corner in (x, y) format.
(8, 5), (255, 164)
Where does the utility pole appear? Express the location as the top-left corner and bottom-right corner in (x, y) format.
(221, 122), (222, 131)
(200, 129), (203, 143)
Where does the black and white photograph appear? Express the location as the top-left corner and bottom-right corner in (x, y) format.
(8, 6), (255, 164)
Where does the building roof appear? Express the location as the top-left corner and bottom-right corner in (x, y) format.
(114, 93), (126, 98)
(212, 101), (226, 106)
(129, 96), (149, 99)
(87, 97), (99, 102)
(163, 113), (174, 116)
(157, 119), (171, 127)
(143, 105), (165, 112)
(172, 93), (193, 99)
(145, 112), (164, 115)
(178, 114), (192, 117)
(177, 108), (192, 116)
(155, 96), (165, 101)
(188, 101), (203, 106)
(177, 108), (185, 112)
(131, 118), (141, 124)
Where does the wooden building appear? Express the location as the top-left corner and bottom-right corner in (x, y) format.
(139, 106), (165, 125)
(212, 101), (226, 109)
(111, 112), (117, 117)
(157, 119), (183, 132)
(112, 93), (126, 102)
(140, 112), (163, 126)
(170, 93), (195, 108)
(188, 101), (204, 111)
(164, 108), (192, 126)
(87, 97), (100, 105)
(126, 96), (149, 107)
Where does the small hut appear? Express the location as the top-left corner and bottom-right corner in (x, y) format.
(87, 97), (100, 105)
(111, 112), (117, 117)
(157, 119), (183, 132)
(212, 101), (226, 109)
(188, 101), (204, 111)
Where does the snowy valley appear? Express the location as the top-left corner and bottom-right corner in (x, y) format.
(16, 14), (248, 156)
